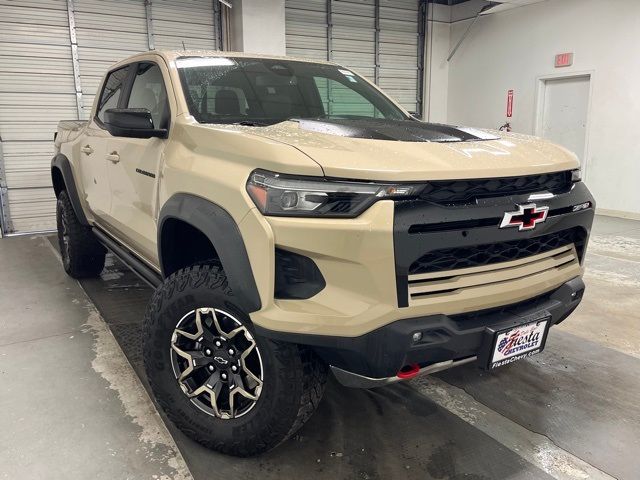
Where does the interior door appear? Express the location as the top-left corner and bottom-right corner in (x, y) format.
(79, 65), (131, 220)
(540, 75), (590, 164)
(105, 62), (170, 263)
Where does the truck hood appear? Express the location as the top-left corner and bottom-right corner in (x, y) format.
(234, 119), (579, 181)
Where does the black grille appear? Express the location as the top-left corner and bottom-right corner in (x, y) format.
(409, 228), (586, 275)
(420, 171), (572, 204)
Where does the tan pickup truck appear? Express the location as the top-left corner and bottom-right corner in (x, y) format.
(52, 50), (594, 456)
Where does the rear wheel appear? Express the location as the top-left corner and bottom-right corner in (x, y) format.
(56, 190), (106, 278)
(143, 263), (327, 456)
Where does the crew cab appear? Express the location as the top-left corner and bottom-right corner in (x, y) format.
(52, 50), (595, 456)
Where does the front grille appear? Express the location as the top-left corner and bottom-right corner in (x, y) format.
(408, 244), (579, 303)
(420, 171), (571, 204)
(409, 228), (586, 275)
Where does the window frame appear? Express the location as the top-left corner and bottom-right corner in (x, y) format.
(94, 64), (132, 128)
(175, 56), (410, 125)
(94, 60), (172, 134)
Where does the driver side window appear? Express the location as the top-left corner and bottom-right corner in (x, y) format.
(97, 66), (130, 123)
(127, 63), (170, 129)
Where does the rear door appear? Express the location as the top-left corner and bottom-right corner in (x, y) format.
(78, 65), (131, 221)
(104, 61), (170, 263)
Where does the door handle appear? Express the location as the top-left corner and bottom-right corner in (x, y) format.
(106, 151), (120, 164)
(81, 145), (93, 155)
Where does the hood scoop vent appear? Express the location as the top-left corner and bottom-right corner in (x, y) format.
(295, 118), (499, 143)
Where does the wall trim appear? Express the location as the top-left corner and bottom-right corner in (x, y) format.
(596, 208), (640, 221)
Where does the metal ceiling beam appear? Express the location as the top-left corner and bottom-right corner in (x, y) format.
(447, 3), (494, 61)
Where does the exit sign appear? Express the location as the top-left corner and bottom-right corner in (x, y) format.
(555, 52), (573, 67)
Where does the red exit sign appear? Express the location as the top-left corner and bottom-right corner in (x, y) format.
(555, 52), (573, 67)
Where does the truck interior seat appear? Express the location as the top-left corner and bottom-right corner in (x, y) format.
(215, 89), (241, 115)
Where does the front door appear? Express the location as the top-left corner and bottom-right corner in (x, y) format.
(105, 62), (170, 263)
(79, 65), (131, 221)
(539, 75), (590, 165)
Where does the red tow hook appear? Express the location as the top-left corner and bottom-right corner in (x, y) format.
(397, 363), (421, 380)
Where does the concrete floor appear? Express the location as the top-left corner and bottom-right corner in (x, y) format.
(0, 237), (190, 480)
(0, 214), (638, 479)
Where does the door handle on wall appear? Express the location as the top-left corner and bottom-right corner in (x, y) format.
(81, 145), (93, 155)
(106, 151), (120, 164)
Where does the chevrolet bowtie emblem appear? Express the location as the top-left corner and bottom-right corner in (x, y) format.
(500, 203), (549, 231)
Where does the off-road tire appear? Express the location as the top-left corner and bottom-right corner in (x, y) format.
(56, 190), (106, 278)
(143, 263), (328, 456)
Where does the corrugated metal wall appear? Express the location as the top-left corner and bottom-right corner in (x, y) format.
(0, 0), (74, 234)
(0, 0), (222, 234)
(284, 0), (424, 113)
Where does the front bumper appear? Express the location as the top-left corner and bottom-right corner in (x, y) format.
(244, 181), (594, 338)
(257, 276), (585, 386)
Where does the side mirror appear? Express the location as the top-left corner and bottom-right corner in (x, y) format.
(409, 111), (423, 121)
(103, 108), (167, 139)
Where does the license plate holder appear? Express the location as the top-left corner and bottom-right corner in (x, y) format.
(480, 311), (551, 370)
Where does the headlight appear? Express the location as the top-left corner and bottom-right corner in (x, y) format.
(246, 169), (420, 217)
(571, 168), (582, 182)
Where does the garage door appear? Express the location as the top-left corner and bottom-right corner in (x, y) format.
(285, 0), (425, 113)
(0, 0), (222, 235)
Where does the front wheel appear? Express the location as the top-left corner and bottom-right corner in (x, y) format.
(143, 264), (327, 456)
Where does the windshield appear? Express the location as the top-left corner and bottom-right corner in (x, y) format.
(176, 56), (408, 125)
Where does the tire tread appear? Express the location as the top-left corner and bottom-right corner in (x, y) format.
(56, 190), (105, 278)
(143, 264), (327, 457)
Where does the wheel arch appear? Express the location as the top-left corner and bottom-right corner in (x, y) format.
(158, 194), (262, 313)
(51, 153), (90, 226)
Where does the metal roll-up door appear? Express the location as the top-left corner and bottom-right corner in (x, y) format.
(379, 0), (420, 112)
(331, 0), (376, 83)
(285, 0), (328, 62)
(152, 0), (221, 51)
(74, 0), (149, 119)
(0, 0), (223, 235)
(285, 0), (424, 114)
(0, 0), (75, 233)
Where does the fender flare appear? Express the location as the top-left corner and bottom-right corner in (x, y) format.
(51, 153), (89, 225)
(158, 194), (262, 313)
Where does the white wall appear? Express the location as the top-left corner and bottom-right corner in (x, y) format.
(424, 4), (450, 122)
(230, 0), (286, 55)
(445, 0), (640, 217)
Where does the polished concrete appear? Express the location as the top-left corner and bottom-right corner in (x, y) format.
(1, 215), (638, 479)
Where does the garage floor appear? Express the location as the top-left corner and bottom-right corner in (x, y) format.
(1, 215), (638, 479)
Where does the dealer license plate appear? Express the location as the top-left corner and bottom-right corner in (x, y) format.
(489, 319), (549, 369)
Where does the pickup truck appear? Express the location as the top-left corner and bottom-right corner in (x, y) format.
(52, 50), (595, 456)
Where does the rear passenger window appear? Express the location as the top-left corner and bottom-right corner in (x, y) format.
(96, 66), (130, 123)
(127, 63), (170, 129)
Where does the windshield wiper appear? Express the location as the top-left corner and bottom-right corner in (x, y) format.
(233, 120), (269, 127)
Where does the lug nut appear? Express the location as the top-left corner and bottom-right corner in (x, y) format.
(215, 340), (222, 347)
(208, 365), (215, 372)
(231, 365), (238, 373)
(228, 348), (235, 355)
(221, 372), (227, 380)
(204, 348), (212, 356)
